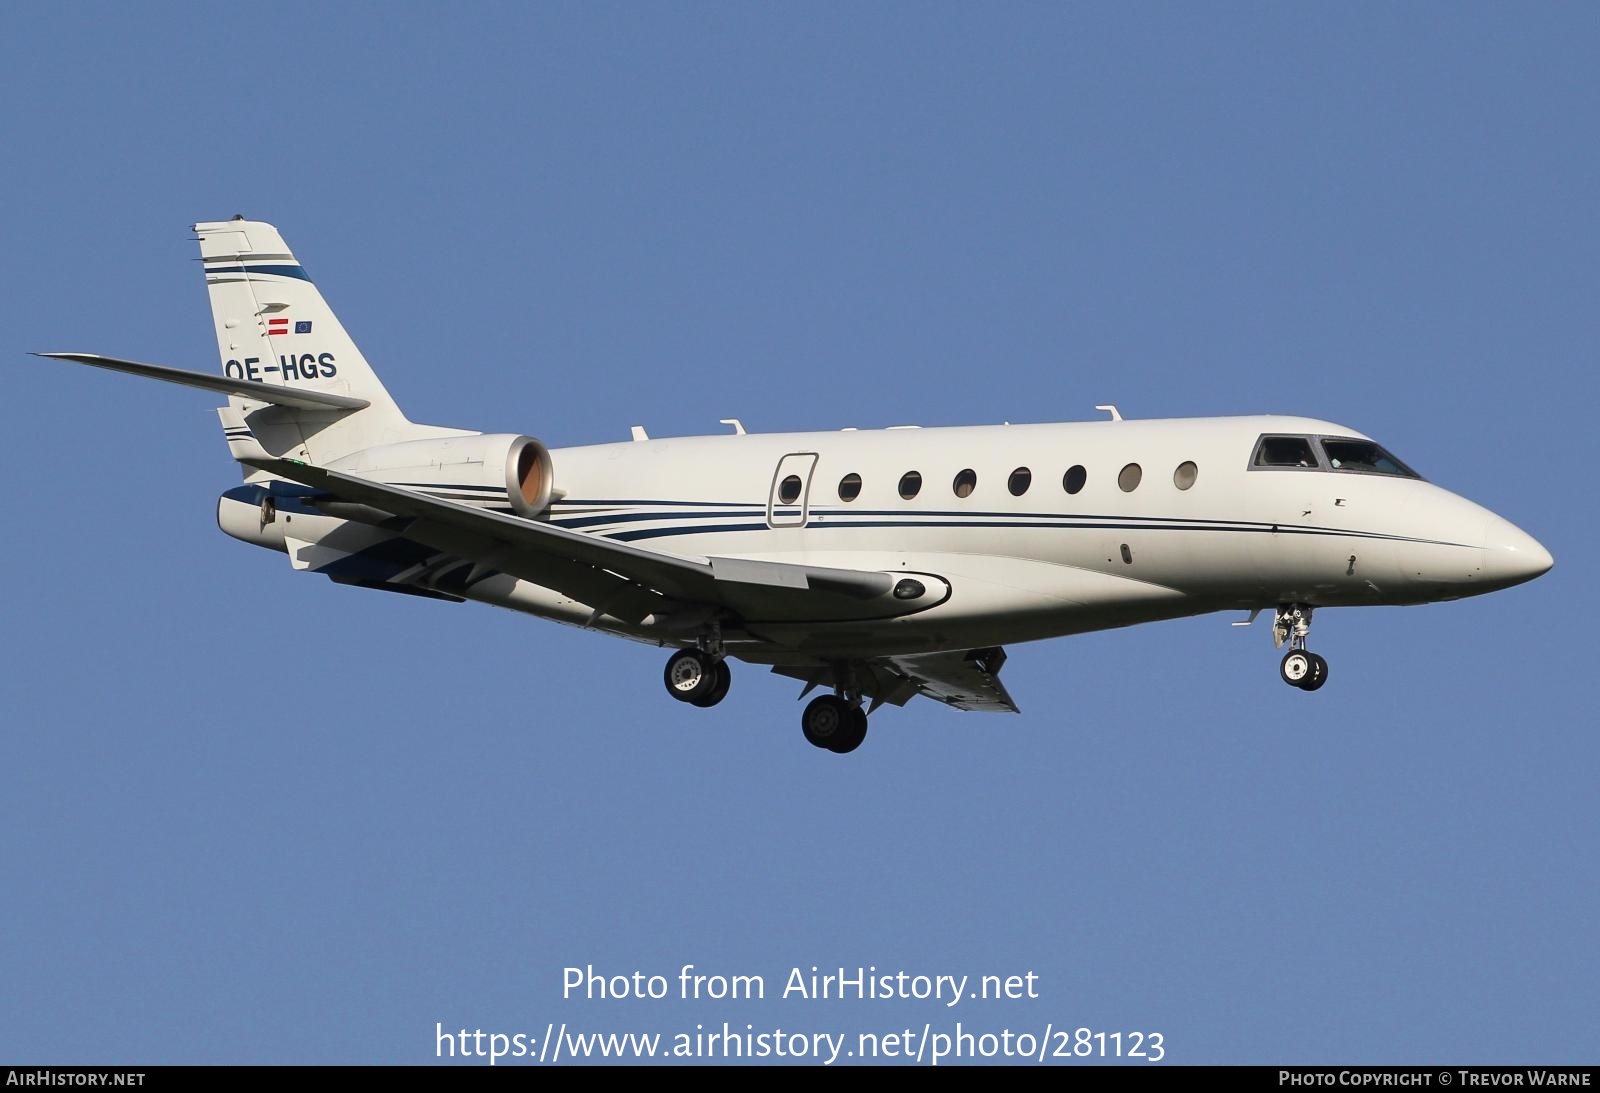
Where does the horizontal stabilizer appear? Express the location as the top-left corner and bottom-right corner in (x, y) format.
(31, 352), (370, 412)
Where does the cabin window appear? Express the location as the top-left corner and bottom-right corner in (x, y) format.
(1320, 438), (1420, 478)
(952, 468), (977, 498)
(1063, 465), (1087, 494)
(838, 473), (862, 502)
(1253, 435), (1319, 468)
(1173, 461), (1198, 490)
(1008, 467), (1032, 496)
(898, 471), (923, 500)
(1118, 463), (1142, 492)
(777, 475), (803, 504)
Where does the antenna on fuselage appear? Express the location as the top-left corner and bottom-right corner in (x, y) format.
(1094, 404), (1123, 421)
(719, 418), (747, 435)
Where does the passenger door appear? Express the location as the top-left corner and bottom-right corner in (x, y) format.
(767, 453), (818, 528)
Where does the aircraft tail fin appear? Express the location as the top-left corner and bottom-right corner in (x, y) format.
(194, 218), (463, 464)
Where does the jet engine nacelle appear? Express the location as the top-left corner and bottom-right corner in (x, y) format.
(326, 433), (555, 516)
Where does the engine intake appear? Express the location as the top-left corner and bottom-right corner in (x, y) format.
(326, 433), (555, 516)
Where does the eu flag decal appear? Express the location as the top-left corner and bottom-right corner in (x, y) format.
(294, 320), (313, 334)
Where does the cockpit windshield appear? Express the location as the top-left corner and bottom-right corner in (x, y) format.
(1254, 436), (1319, 468)
(1320, 438), (1420, 478)
(1249, 434), (1423, 480)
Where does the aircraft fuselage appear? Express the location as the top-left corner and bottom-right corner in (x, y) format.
(219, 412), (1548, 664)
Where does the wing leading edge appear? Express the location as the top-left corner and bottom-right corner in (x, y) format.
(243, 458), (904, 627)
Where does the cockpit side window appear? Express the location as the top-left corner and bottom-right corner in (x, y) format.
(1252, 435), (1320, 469)
(1320, 438), (1421, 479)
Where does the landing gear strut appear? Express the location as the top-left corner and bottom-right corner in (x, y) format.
(1273, 604), (1329, 692)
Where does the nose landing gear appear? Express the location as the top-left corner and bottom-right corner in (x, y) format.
(1274, 604), (1329, 692)
(1279, 648), (1328, 690)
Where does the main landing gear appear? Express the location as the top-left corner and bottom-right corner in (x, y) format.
(800, 694), (869, 755)
(1274, 604), (1329, 692)
(663, 647), (732, 708)
(661, 641), (872, 753)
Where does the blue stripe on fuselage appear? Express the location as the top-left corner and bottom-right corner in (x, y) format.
(594, 515), (1472, 549)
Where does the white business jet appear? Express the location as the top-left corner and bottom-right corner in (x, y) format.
(35, 219), (1552, 754)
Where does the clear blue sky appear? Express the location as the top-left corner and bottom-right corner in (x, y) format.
(2, 3), (1594, 1065)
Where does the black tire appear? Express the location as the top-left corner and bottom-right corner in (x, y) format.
(689, 660), (733, 708)
(1279, 649), (1313, 688)
(801, 695), (851, 749)
(1301, 652), (1329, 692)
(664, 649), (716, 703)
(828, 707), (869, 754)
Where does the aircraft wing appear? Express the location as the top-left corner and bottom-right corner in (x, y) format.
(773, 646), (1020, 714)
(244, 458), (896, 625)
(884, 648), (1020, 712)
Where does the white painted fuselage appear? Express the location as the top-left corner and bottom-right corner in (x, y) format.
(380, 413), (1547, 667)
(44, 218), (1552, 745)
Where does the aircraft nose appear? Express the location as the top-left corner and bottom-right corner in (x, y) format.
(1481, 516), (1554, 590)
